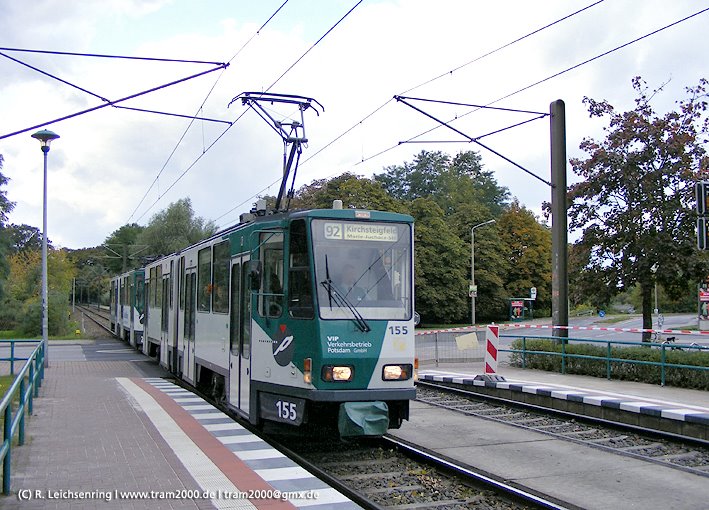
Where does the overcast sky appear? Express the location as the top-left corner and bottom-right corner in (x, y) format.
(1, 0), (707, 250)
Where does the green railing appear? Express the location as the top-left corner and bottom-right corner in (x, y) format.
(501, 334), (709, 387)
(0, 340), (45, 495)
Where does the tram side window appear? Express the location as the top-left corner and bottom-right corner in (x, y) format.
(179, 257), (185, 311)
(156, 265), (163, 309)
(288, 220), (313, 319)
(161, 274), (169, 333)
(213, 241), (230, 314)
(136, 274), (145, 316)
(259, 233), (283, 318)
(148, 267), (155, 307)
(197, 247), (211, 312)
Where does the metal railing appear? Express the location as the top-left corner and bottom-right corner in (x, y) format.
(503, 334), (709, 387)
(0, 339), (46, 376)
(0, 340), (45, 495)
(415, 328), (485, 365)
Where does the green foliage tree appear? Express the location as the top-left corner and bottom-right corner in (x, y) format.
(375, 150), (512, 322)
(293, 172), (402, 212)
(102, 223), (146, 273)
(0, 154), (16, 303)
(497, 201), (552, 315)
(569, 77), (709, 339)
(65, 247), (110, 304)
(5, 223), (45, 252)
(408, 198), (469, 324)
(136, 198), (216, 258)
(3, 248), (76, 335)
(375, 150), (509, 215)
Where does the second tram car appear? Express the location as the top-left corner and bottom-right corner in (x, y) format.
(109, 269), (145, 348)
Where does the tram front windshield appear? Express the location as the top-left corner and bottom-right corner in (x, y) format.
(312, 219), (412, 321)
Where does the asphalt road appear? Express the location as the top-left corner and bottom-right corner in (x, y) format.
(504, 313), (707, 346)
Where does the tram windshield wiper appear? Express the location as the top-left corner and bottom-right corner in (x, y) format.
(319, 278), (371, 333)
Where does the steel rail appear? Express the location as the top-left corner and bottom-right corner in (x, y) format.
(416, 379), (709, 448)
(382, 435), (573, 510)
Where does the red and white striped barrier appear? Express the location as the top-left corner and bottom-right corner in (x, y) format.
(416, 323), (708, 337)
(484, 325), (500, 374)
(502, 323), (707, 336)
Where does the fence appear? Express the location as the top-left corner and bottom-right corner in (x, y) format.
(503, 334), (709, 387)
(415, 328), (486, 365)
(0, 340), (45, 494)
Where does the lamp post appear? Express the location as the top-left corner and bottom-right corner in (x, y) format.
(31, 129), (60, 368)
(471, 219), (496, 326)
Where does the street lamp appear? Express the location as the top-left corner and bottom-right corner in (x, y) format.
(31, 129), (60, 368)
(471, 219), (496, 326)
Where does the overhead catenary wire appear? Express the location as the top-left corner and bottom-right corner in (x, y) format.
(213, 0), (608, 228)
(348, 5), (709, 174)
(127, 0), (291, 222)
(299, 0), (606, 168)
(0, 64), (228, 141)
(132, 0), (362, 224)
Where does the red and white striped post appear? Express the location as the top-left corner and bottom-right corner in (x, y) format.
(484, 325), (500, 374)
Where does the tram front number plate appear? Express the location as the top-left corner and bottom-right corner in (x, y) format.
(260, 393), (305, 425)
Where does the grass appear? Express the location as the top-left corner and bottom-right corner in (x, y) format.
(0, 321), (87, 341)
(0, 374), (16, 398)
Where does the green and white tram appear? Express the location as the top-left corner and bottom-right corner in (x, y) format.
(109, 269), (145, 348)
(143, 203), (415, 436)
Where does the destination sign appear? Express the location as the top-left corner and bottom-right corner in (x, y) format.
(323, 222), (398, 242)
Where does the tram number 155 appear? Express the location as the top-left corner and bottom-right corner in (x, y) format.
(259, 393), (305, 425)
(276, 400), (297, 421)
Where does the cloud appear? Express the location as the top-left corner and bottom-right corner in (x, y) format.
(1, 0), (707, 248)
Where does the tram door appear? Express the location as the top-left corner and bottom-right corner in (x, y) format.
(183, 268), (197, 384)
(229, 255), (251, 416)
(171, 258), (184, 376)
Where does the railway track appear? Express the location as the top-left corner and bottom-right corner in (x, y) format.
(166, 374), (571, 509)
(75, 304), (113, 335)
(275, 433), (570, 510)
(415, 381), (709, 478)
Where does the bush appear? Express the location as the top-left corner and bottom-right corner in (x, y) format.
(18, 293), (71, 337)
(0, 298), (21, 330)
(509, 338), (709, 390)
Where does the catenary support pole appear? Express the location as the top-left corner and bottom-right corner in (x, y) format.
(550, 100), (569, 338)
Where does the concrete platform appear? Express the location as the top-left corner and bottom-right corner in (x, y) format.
(419, 362), (709, 440)
(389, 399), (709, 510)
(0, 350), (359, 509)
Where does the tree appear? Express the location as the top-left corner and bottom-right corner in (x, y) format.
(5, 223), (45, 253)
(408, 198), (469, 324)
(497, 201), (552, 315)
(136, 198), (216, 258)
(102, 223), (146, 273)
(568, 77), (709, 339)
(376, 150), (513, 321)
(4, 248), (76, 335)
(293, 172), (402, 212)
(374, 150), (510, 215)
(0, 154), (16, 302)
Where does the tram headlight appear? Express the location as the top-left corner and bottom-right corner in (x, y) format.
(304, 358), (312, 384)
(322, 365), (353, 382)
(382, 364), (412, 381)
